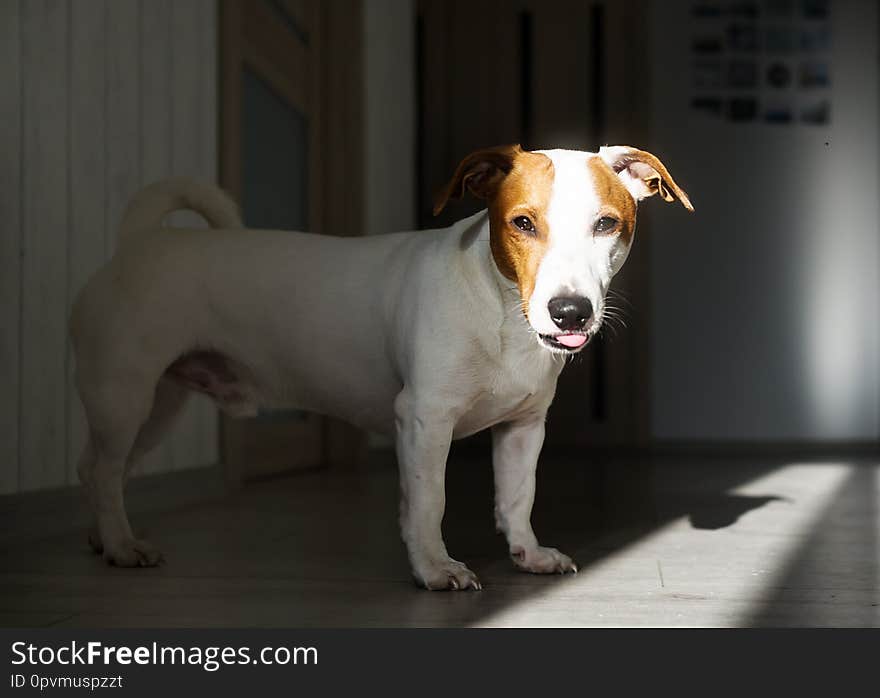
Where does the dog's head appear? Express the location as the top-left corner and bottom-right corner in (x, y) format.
(434, 145), (693, 353)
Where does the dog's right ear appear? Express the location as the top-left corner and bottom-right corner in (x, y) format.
(433, 144), (522, 216)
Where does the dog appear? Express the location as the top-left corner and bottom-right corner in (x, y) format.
(70, 144), (692, 590)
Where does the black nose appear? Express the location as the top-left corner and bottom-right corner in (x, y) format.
(548, 296), (592, 331)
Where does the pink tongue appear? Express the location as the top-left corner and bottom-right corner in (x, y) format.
(556, 334), (587, 348)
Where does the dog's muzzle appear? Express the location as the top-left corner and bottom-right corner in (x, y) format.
(542, 296), (592, 350)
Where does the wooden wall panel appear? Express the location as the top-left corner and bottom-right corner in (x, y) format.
(3, 0), (220, 493)
(0, 1), (22, 494)
(67, 1), (108, 485)
(140, 0), (173, 191)
(20, 0), (70, 491)
(106, 0), (142, 259)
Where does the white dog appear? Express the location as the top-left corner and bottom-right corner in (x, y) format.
(70, 144), (692, 590)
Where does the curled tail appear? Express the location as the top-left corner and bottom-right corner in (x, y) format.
(119, 176), (243, 241)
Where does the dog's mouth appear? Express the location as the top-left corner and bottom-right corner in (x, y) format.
(538, 332), (590, 353)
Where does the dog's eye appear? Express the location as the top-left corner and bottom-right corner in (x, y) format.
(594, 216), (618, 234)
(512, 216), (536, 233)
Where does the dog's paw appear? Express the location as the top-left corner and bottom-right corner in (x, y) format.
(102, 538), (164, 568)
(511, 545), (578, 575)
(412, 557), (482, 591)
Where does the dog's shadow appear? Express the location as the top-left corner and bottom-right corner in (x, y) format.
(683, 494), (790, 530)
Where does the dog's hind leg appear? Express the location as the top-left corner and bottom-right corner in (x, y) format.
(80, 378), (190, 557)
(78, 373), (175, 567)
(124, 378), (190, 480)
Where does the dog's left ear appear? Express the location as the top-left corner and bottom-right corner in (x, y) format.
(599, 146), (694, 212)
(433, 144), (523, 215)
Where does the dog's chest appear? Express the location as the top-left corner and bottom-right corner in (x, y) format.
(453, 337), (560, 438)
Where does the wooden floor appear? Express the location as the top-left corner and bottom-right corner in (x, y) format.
(1, 450), (877, 627)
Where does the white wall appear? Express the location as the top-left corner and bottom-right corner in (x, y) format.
(0, 0), (219, 494)
(648, 0), (879, 441)
(363, 0), (417, 235)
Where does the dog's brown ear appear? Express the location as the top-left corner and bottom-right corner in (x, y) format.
(433, 144), (523, 216)
(598, 146), (694, 212)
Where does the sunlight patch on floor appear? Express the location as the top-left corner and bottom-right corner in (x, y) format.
(472, 462), (855, 627)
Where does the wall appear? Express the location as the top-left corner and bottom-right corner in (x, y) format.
(0, 0), (219, 494)
(363, 0), (417, 235)
(648, 0), (879, 441)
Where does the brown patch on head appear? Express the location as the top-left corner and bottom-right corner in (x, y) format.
(486, 151), (555, 312)
(434, 145), (556, 314)
(587, 156), (638, 245)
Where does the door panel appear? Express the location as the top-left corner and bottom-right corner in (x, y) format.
(241, 67), (309, 231)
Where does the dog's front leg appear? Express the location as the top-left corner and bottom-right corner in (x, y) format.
(395, 392), (481, 590)
(492, 418), (578, 575)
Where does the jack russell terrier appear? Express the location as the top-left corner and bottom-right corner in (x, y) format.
(70, 144), (692, 590)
